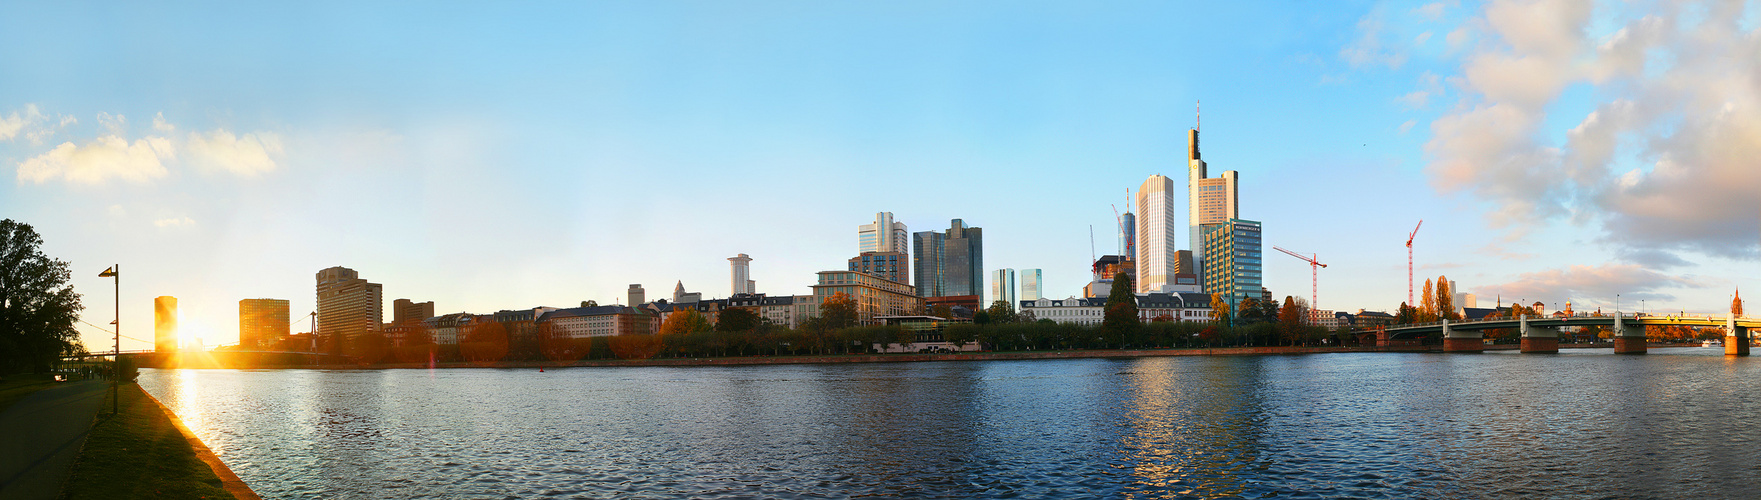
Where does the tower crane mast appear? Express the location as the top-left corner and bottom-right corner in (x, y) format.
(1406, 220), (1423, 308)
(1273, 246), (1327, 324)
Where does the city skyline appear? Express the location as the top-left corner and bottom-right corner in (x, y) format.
(3, 1), (1757, 350)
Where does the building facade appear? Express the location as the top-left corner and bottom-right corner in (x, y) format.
(393, 298), (434, 324)
(849, 251), (909, 285)
(858, 212), (909, 254)
(1186, 121), (1241, 289)
(811, 270), (922, 326)
(1137, 174), (1177, 293)
(537, 306), (658, 339)
(155, 296), (177, 352)
(239, 298), (290, 350)
(944, 219), (983, 297)
(991, 268), (1016, 309)
(1201, 219), (1264, 316)
(316, 266), (383, 344)
(911, 230), (946, 297)
(1021, 292), (1214, 326)
(729, 254), (754, 295)
(1020, 269), (1043, 301)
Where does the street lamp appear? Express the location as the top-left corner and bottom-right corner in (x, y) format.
(98, 265), (118, 415)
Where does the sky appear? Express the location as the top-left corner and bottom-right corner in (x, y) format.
(3, 0), (1758, 350)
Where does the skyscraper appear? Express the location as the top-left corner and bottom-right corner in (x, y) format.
(1136, 175), (1176, 293)
(628, 284), (646, 307)
(1202, 219), (1263, 315)
(1020, 269), (1043, 301)
(911, 230), (946, 297)
(1119, 211), (1136, 258)
(154, 296), (177, 352)
(315, 266), (383, 346)
(239, 298), (290, 350)
(1186, 110), (1240, 288)
(858, 212), (908, 254)
(393, 298), (434, 324)
(944, 219), (983, 297)
(729, 253), (754, 295)
(991, 268), (1016, 309)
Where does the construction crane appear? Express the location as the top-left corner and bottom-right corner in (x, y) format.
(1274, 246), (1327, 324)
(1406, 220), (1423, 307)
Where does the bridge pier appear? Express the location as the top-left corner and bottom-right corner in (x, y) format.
(1442, 319), (1483, 352)
(1612, 312), (1647, 354)
(1726, 315), (1749, 356)
(1519, 314), (1558, 353)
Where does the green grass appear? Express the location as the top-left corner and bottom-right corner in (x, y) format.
(0, 373), (58, 413)
(60, 383), (234, 499)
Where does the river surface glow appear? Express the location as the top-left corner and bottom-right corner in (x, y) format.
(140, 348), (1761, 498)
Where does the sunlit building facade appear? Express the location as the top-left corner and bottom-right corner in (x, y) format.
(155, 296), (177, 352)
(811, 270), (921, 326)
(1020, 269), (1043, 301)
(858, 212), (909, 254)
(1137, 174), (1177, 293)
(991, 268), (1016, 309)
(849, 251), (909, 285)
(239, 298), (290, 350)
(1201, 219), (1263, 316)
(316, 266), (383, 345)
(729, 253), (754, 296)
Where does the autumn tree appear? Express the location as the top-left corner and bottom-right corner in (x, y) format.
(1238, 297), (1264, 324)
(460, 320), (509, 364)
(1419, 279), (1437, 322)
(985, 300), (1021, 324)
(1209, 293), (1231, 326)
(1435, 276), (1459, 321)
(1277, 296), (1307, 345)
(0, 220), (84, 374)
(931, 304), (955, 319)
(1395, 302), (1416, 324)
(716, 307), (760, 333)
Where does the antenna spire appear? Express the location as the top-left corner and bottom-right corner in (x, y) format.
(1196, 100), (1201, 132)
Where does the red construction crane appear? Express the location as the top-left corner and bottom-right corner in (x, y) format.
(1406, 220), (1423, 307)
(1274, 246), (1327, 324)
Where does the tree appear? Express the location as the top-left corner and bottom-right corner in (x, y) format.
(581, 300), (598, 307)
(1277, 296), (1306, 345)
(1418, 279), (1437, 322)
(931, 304), (954, 319)
(1237, 297), (1263, 324)
(945, 323), (979, 350)
(1101, 271), (1141, 348)
(1395, 302), (1416, 325)
(818, 293), (859, 330)
(1209, 293), (1231, 326)
(1436, 275), (1459, 321)
(0, 220), (84, 374)
(985, 300), (1020, 324)
(461, 320), (509, 363)
(715, 307), (760, 333)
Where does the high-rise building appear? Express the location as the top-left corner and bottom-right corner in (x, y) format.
(858, 212), (909, 254)
(1119, 212), (1136, 257)
(154, 296), (177, 352)
(729, 253), (754, 295)
(944, 219), (984, 297)
(1201, 219), (1263, 316)
(911, 230), (946, 298)
(628, 284), (646, 306)
(1186, 112), (1240, 287)
(849, 251), (909, 285)
(393, 299), (434, 324)
(316, 266), (383, 345)
(1137, 175), (1177, 293)
(1020, 269), (1043, 301)
(239, 298), (290, 350)
(991, 268), (1016, 309)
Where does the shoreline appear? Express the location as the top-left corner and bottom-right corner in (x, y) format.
(139, 386), (263, 500)
(152, 343), (1710, 371)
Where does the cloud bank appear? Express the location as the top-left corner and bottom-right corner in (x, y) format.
(10, 107), (285, 184)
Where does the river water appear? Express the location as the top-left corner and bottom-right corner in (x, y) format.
(140, 348), (1761, 499)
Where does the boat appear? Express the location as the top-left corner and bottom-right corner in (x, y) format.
(1703, 340), (1722, 347)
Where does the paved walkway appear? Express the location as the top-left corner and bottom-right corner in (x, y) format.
(0, 379), (107, 500)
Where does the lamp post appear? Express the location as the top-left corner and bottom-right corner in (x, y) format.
(98, 265), (118, 415)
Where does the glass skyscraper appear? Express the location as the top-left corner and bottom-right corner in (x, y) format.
(1201, 219), (1263, 316)
(915, 219), (983, 298)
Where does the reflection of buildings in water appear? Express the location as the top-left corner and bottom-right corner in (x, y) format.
(1117, 357), (1265, 497)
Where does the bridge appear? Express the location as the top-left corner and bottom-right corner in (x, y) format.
(1361, 313), (1756, 355)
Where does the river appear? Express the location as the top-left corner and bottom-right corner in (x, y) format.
(140, 348), (1761, 498)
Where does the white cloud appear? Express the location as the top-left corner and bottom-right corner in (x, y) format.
(1342, 11), (1410, 69)
(153, 217), (195, 228)
(1396, 72), (1444, 109)
(0, 104), (43, 141)
(186, 129), (283, 175)
(16, 135), (175, 184)
(1420, 0), (1761, 261)
(1414, 3), (1447, 21)
(152, 112), (175, 133)
(1480, 262), (1702, 305)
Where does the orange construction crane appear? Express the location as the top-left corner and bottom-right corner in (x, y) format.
(1274, 246), (1327, 324)
(1406, 220), (1423, 308)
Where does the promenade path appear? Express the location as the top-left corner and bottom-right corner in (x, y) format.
(0, 379), (107, 500)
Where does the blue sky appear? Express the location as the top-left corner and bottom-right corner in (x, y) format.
(4, 0), (1757, 349)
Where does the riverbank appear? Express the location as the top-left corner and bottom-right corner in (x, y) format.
(60, 383), (259, 499)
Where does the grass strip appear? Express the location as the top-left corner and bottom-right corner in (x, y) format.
(59, 383), (236, 499)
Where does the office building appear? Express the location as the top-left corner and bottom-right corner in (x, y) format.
(1020, 269), (1043, 301)
(849, 251), (909, 285)
(858, 212), (908, 254)
(1119, 211), (1136, 257)
(945, 219), (984, 297)
(912, 230), (946, 297)
(729, 253), (754, 295)
(811, 270), (922, 325)
(239, 298), (290, 350)
(393, 298), (434, 324)
(1201, 219), (1263, 316)
(1186, 113), (1241, 286)
(628, 284), (645, 307)
(316, 266), (383, 344)
(991, 268), (1016, 309)
(1137, 174), (1177, 292)
(154, 296), (177, 352)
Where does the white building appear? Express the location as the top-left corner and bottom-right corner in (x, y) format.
(991, 268), (1016, 309)
(1020, 269), (1043, 301)
(858, 212), (909, 254)
(729, 254), (754, 295)
(1021, 292), (1214, 326)
(1138, 174), (1177, 293)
